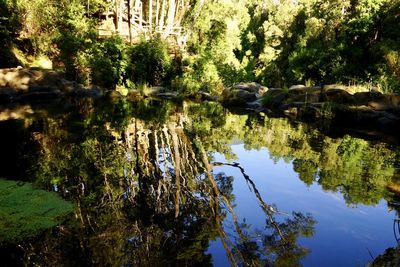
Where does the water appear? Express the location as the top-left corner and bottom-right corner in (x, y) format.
(0, 98), (399, 266)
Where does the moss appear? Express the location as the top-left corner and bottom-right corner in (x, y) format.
(0, 179), (73, 244)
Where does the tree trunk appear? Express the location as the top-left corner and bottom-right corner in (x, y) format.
(128, 0), (132, 43)
(163, 0), (176, 38)
(159, 0), (166, 33)
(149, 0), (153, 34)
(156, 0), (160, 30)
(115, 0), (119, 31)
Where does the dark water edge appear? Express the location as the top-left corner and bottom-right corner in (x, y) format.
(0, 97), (399, 266)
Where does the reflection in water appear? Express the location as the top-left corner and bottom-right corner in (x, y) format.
(0, 98), (399, 266)
(395, 219), (400, 244)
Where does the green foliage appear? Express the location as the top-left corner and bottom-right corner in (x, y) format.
(171, 59), (224, 94)
(178, 0), (250, 94)
(0, 0), (21, 67)
(237, 0), (400, 92)
(55, 1), (97, 84)
(0, 179), (72, 244)
(90, 36), (127, 88)
(128, 38), (173, 86)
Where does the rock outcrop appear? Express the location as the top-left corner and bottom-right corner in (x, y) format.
(221, 82), (268, 106)
(261, 85), (400, 132)
(220, 82), (400, 133)
(0, 68), (103, 103)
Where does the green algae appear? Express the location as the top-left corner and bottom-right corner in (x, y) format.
(0, 179), (73, 244)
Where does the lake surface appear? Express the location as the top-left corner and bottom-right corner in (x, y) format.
(0, 98), (399, 266)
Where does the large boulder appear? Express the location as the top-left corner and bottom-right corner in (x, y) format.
(233, 82), (268, 96)
(0, 68), (65, 91)
(322, 89), (354, 104)
(72, 85), (103, 98)
(288, 86), (321, 95)
(353, 91), (384, 104)
(222, 88), (258, 106)
(156, 92), (179, 99)
(262, 89), (289, 108)
(286, 92), (320, 103)
(198, 91), (218, 101)
(0, 68), (106, 102)
(289, 84), (306, 90)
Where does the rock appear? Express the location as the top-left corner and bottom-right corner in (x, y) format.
(146, 86), (165, 96)
(222, 88), (257, 106)
(17, 91), (62, 101)
(377, 112), (400, 128)
(287, 92), (320, 103)
(198, 91), (218, 101)
(262, 89), (291, 108)
(283, 107), (298, 116)
(233, 82), (268, 95)
(323, 84), (347, 91)
(0, 105), (34, 121)
(0, 68), (109, 102)
(368, 101), (394, 111)
(353, 91), (384, 105)
(322, 89), (354, 104)
(73, 86), (102, 98)
(29, 85), (59, 93)
(156, 92), (179, 99)
(289, 86), (321, 95)
(263, 88), (284, 98)
(246, 99), (262, 109)
(289, 85), (306, 90)
(301, 105), (322, 119)
(60, 79), (79, 93)
(235, 89), (257, 101)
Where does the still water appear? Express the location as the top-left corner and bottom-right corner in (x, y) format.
(0, 98), (399, 266)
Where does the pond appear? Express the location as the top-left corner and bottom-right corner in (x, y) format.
(0, 98), (399, 266)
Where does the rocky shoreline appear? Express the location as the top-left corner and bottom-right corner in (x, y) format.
(1, 68), (399, 134)
(0, 68), (102, 104)
(221, 82), (400, 134)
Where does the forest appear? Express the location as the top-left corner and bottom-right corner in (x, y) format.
(1, 0), (400, 266)
(1, 0), (399, 94)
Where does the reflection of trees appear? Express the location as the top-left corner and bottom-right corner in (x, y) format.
(5, 99), (398, 265)
(212, 162), (316, 266)
(1, 100), (319, 266)
(196, 108), (399, 206)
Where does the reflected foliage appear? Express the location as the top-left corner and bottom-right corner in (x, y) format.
(0, 99), (398, 265)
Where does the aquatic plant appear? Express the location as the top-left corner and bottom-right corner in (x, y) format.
(0, 179), (73, 244)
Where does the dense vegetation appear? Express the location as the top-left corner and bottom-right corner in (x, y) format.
(1, 0), (399, 92)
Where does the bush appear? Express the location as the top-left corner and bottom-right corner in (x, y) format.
(90, 36), (127, 89)
(128, 37), (172, 86)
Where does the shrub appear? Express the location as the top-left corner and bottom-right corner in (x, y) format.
(90, 36), (127, 89)
(128, 37), (172, 86)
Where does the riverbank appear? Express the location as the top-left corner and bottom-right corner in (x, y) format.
(1, 68), (399, 137)
(0, 68), (102, 103)
(220, 82), (400, 136)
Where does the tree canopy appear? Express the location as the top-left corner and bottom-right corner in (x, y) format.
(0, 0), (399, 92)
